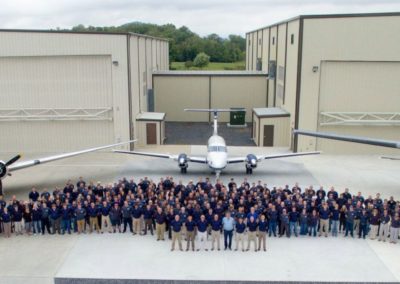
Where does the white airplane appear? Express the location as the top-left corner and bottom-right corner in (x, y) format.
(0, 140), (135, 194)
(113, 109), (320, 178)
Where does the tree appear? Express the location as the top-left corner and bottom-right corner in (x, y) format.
(193, 52), (210, 68)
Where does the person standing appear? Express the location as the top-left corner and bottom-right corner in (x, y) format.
(196, 215), (208, 251)
(1, 208), (12, 238)
(345, 206), (355, 238)
(246, 216), (258, 252)
(87, 202), (99, 233)
(288, 207), (299, 237)
(60, 204), (72, 235)
(31, 204), (42, 235)
(23, 206), (33, 235)
(319, 203), (330, 237)
(299, 209), (308, 236)
(210, 214), (222, 251)
(170, 214), (183, 251)
(185, 215), (196, 251)
(222, 212), (235, 250)
(121, 201), (133, 234)
(12, 205), (24, 235)
(369, 209), (380, 240)
(258, 214), (268, 251)
(378, 210), (390, 242)
(142, 204), (154, 236)
(109, 203), (122, 233)
(358, 209), (369, 239)
(308, 210), (318, 237)
(235, 217), (246, 251)
(279, 209), (289, 238)
(331, 204), (340, 237)
(41, 203), (51, 235)
(389, 214), (399, 244)
(268, 205), (278, 237)
(100, 201), (112, 234)
(49, 204), (61, 235)
(75, 203), (87, 234)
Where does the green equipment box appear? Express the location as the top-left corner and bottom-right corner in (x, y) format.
(229, 108), (246, 126)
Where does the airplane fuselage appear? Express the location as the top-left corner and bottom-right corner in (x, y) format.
(206, 134), (228, 173)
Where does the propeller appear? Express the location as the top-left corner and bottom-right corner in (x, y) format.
(5, 154), (22, 167)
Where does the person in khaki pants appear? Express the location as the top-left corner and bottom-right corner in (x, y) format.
(379, 210), (390, 242)
(132, 204), (142, 235)
(234, 218), (246, 251)
(369, 209), (380, 240)
(154, 207), (166, 241)
(1, 208), (12, 238)
(87, 202), (99, 233)
(185, 215), (196, 251)
(258, 214), (268, 251)
(75, 203), (87, 234)
(319, 203), (330, 237)
(170, 214), (183, 251)
(246, 216), (258, 252)
(210, 214), (222, 251)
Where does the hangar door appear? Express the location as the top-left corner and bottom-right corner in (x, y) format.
(317, 61), (400, 154)
(0, 55), (115, 152)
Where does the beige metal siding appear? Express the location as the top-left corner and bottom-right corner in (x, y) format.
(275, 24), (287, 108)
(258, 117), (290, 147)
(154, 76), (209, 122)
(268, 26), (278, 107)
(261, 29), (270, 72)
(211, 76), (267, 122)
(297, 16), (400, 154)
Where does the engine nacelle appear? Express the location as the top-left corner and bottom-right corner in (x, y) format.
(177, 153), (188, 169)
(0, 161), (8, 180)
(245, 154), (258, 169)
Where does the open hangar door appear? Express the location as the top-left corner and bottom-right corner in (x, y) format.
(0, 55), (115, 153)
(316, 61), (400, 154)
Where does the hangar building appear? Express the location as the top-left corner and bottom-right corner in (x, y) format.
(0, 30), (169, 152)
(246, 12), (400, 154)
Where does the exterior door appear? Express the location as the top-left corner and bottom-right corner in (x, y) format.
(146, 123), (157, 145)
(263, 125), (274, 146)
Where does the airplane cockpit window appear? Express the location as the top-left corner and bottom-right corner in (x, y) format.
(208, 146), (227, 152)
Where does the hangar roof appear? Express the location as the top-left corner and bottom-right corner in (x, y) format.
(136, 112), (165, 121)
(153, 70), (268, 77)
(253, 107), (290, 118)
(0, 29), (169, 41)
(246, 12), (400, 34)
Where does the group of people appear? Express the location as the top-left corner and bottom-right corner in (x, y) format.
(0, 176), (399, 252)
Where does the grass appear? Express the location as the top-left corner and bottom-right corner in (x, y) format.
(170, 61), (245, 71)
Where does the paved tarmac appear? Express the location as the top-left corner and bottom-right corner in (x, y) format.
(1, 146), (400, 283)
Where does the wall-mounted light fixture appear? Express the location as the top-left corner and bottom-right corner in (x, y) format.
(312, 66), (319, 73)
(112, 60), (119, 66)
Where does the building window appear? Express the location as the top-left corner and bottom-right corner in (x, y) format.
(259, 38), (262, 45)
(248, 39), (251, 46)
(291, 34), (294, 44)
(256, 58), (262, 71)
(272, 37), (275, 45)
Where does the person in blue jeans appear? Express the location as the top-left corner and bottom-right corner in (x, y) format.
(345, 206), (355, 238)
(299, 209), (308, 236)
(222, 212), (235, 250)
(289, 207), (299, 237)
(31, 204), (42, 235)
(308, 210), (318, 237)
(268, 206), (278, 237)
(331, 204), (340, 237)
(358, 209), (369, 239)
(61, 203), (72, 234)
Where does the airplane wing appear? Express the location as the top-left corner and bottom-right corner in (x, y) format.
(227, 151), (321, 164)
(294, 130), (400, 149)
(8, 140), (135, 172)
(113, 150), (207, 164)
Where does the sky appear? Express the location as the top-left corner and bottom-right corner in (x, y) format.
(1, 0), (400, 37)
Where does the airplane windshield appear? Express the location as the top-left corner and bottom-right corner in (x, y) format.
(208, 146), (227, 152)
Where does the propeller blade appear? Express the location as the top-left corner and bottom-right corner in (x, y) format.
(0, 180), (3, 196)
(5, 154), (22, 167)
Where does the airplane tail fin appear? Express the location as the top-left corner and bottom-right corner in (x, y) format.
(184, 108), (245, 135)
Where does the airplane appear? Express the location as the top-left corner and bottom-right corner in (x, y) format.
(113, 109), (321, 178)
(0, 140), (135, 195)
(293, 129), (400, 160)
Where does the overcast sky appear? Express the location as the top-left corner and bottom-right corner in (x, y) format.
(1, 0), (399, 37)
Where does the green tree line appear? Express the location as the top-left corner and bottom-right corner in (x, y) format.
(70, 22), (246, 63)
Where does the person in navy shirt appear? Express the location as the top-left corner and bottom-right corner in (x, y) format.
(100, 201), (112, 234)
(131, 203), (142, 235)
(49, 204), (60, 235)
(258, 214), (268, 251)
(196, 214), (209, 251)
(210, 214), (222, 251)
(379, 210), (390, 242)
(345, 206), (355, 238)
(60, 204), (72, 235)
(246, 216), (258, 251)
(170, 215), (183, 251)
(331, 204), (340, 237)
(268, 206), (278, 237)
(185, 215), (196, 251)
(308, 210), (318, 237)
(235, 217), (246, 251)
(359, 209), (369, 239)
(1, 207), (12, 238)
(154, 207), (166, 241)
(87, 202), (99, 233)
(142, 204), (154, 236)
(289, 207), (299, 237)
(389, 213), (399, 244)
(319, 203), (330, 237)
